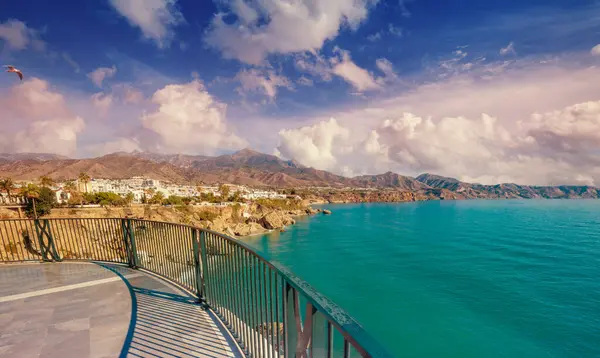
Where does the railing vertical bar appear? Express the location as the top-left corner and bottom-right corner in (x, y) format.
(1, 221), (10, 261)
(102, 219), (115, 261)
(167, 223), (181, 282)
(282, 281), (289, 358)
(4, 220), (17, 261)
(60, 219), (73, 260)
(237, 246), (250, 355)
(66, 219), (81, 259)
(242, 249), (254, 357)
(160, 222), (172, 276)
(153, 223), (172, 277)
(88, 219), (100, 260)
(327, 321), (333, 358)
(95, 219), (108, 261)
(247, 252), (256, 357)
(268, 267), (275, 358)
(274, 271), (281, 358)
(220, 237), (233, 329)
(104, 219), (116, 262)
(230, 241), (242, 343)
(7, 220), (19, 261)
(159, 222), (174, 277)
(115, 219), (127, 263)
(262, 261), (270, 357)
(15, 219), (29, 261)
(257, 256), (265, 358)
(56, 219), (68, 261)
(110, 218), (122, 262)
(173, 224), (186, 285)
(209, 233), (222, 312)
(225, 241), (239, 343)
(90, 218), (103, 261)
(199, 230), (209, 301)
(344, 339), (350, 358)
(204, 233), (216, 308)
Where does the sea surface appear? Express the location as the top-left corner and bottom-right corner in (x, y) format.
(243, 200), (600, 357)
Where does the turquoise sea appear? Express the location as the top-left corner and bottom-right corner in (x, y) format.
(244, 200), (600, 357)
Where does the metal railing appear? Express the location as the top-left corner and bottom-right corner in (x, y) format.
(0, 218), (391, 357)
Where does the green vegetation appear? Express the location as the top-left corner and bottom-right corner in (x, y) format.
(24, 186), (56, 218)
(84, 192), (127, 207)
(0, 178), (15, 202)
(196, 210), (219, 221)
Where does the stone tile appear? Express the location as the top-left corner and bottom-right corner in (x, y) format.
(0, 263), (241, 358)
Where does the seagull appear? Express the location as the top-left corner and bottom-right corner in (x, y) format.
(4, 65), (23, 80)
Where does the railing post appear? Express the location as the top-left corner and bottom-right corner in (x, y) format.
(192, 228), (203, 303)
(121, 218), (139, 268)
(199, 230), (209, 300)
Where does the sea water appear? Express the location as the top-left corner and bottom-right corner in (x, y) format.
(244, 200), (600, 357)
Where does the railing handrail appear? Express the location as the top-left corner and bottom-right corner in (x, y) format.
(0, 217), (392, 357)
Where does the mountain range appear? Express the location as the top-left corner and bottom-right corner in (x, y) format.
(0, 149), (598, 199)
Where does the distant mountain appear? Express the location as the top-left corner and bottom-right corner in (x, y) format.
(415, 173), (600, 199)
(0, 150), (598, 199)
(352, 172), (430, 190)
(0, 153), (70, 162)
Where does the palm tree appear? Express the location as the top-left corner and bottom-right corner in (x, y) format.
(39, 175), (54, 188)
(63, 180), (77, 193)
(78, 172), (91, 193)
(21, 184), (40, 218)
(62, 180), (78, 205)
(0, 178), (15, 203)
(125, 192), (135, 206)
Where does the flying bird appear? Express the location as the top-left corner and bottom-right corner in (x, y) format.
(4, 65), (23, 80)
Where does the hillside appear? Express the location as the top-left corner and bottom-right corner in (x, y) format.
(0, 150), (598, 199)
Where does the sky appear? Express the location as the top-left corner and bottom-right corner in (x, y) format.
(1, 0), (600, 185)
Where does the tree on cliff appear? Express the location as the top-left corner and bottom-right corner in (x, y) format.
(219, 184), (230, 199)
(0, 178), (16, 203)
(22, 185), (55, 218)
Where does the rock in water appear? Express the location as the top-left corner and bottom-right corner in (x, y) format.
(260, 212), (285, 229)
(323, 209), (332, 215)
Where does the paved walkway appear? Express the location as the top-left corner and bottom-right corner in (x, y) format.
(0, 262), (242, 358)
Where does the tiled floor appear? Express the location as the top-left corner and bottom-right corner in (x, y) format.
(0, 262), (241, 358)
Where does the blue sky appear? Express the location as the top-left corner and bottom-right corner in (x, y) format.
(1, 0), (600, 185)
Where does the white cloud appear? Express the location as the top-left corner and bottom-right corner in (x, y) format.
(0, 78), (85, 156)
(87, 66), (117, 87)
(91, 92), (113, 115)
(331, 48), (380, 91)
(295, 52), (333, 81)
(591, 44), (600, 56)
(274, 57), (600, 185)
(297, 76), (314, 86)
(62, 53), (80, 73)
(235, 69), (293, 99)
(499, 42), (516, 56)
(367, 32), (381, 42)
(388, 24), (402, 37)
(205, 0), (375, 64)
(375, 58), (398, 82)
(109, 0), (184, 48)
(139, 79), (246, 154)
(277, 118), (349, 171)
(123, 87), (144, 104)
(0, 19), (45, 52)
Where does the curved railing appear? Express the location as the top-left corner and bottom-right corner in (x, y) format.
(0, 218), (391, 357)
